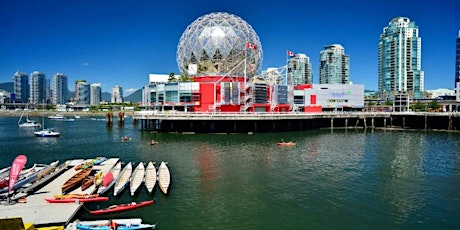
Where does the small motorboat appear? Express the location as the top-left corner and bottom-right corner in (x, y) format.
(89, 200), (154, 215)
(45, 196), (109, 203)
(276, 141), (296, 147)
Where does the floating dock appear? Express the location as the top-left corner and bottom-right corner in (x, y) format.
(0, 158), (119, 226)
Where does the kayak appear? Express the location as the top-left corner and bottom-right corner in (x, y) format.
(76, 223), (156, 230)
(45, 196), (109, 203)
(89, 200), (154, 215)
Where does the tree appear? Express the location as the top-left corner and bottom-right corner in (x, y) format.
(428, 100), (441, 112)
(178, 73), (193, 82)
(168, 72), (177, 82)
(411, 101), (426, 112)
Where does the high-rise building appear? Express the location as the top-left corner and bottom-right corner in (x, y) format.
(319, 44), (350, 84)
(378, 17), (424, 99)
(52, 73), (68, 105)
(287, 53), (313, 85)
(75, 80), (90, 105)
(12, 71), (29, 103)
(111, 85), (123, 103)
(90, 83), (102, 106)
(455, 31), (460, 101)
(30, 71), (46, 105)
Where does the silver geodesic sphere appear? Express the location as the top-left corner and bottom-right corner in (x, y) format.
(177, 12), (262, 77)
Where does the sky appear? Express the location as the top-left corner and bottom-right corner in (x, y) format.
(1, 0), (459, 95)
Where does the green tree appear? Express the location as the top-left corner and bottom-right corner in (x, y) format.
(168, 72), (177, 82)
(428, 100), (441, 111)
(411, 101), (426, 111)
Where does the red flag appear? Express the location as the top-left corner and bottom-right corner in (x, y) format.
(246, 42), (257, 49)
(8, 155), (27, 193)
(287, 50), (295, 57)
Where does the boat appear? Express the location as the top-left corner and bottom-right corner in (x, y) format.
(18, 103), (41, 127)
(97, 161), (122, 195)
(113, 162), (132, 196)
(62, 167), (93, 194)
(157, 161), (170, 195)
(81, 175), (95, 191)
(129, 162), (145, 196)
(45, 196), (109, 203)
(93, 157), (107, 165)
(94, 172), (104, 187)
(0, 161), (57, 194)
(71, 218), (156, 230)
(53, 193), (99, 199)
(47, 113), (75, 121)
(89, 200), (154, 215)
(276, 141), (296, 147)
(75, 223), (156, 230)
(34, 128), (60, 137)
(144, 162), (156, 194)
(21, 161), (69, 194)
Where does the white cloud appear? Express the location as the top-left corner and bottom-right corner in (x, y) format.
(82, 63), (90, 66)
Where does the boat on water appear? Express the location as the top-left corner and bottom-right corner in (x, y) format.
(144, 162), (156, 194)
(45, 196), (109, 203)
(62, 167), (93, 194)
(277, 141), (296, 147)
(130, 162), (145, 196)
(157, 161), (170, 195)
(97, 161), (122, 195)
(18, 104), (41, 127)
(93, 157), (107, 165)
(47, 113), (75, 121)
(89, 200), (154, 215)
(113, 162), (133, 196)
(34, 128), (60, 137)
(73, 218), (156, 230)
(76, 223), (156, 230)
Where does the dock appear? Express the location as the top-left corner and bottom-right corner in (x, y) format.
(0, 158), (120, 226)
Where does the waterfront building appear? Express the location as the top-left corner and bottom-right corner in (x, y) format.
(293, 84), (364, 112)
(90, 83), (102, 106)
(287, 53), (313, 85)
(29, 71), (46, 105)
(12, 71), (29, 103)
(455, 31), (460, 102)
(319, 44), (350, 84)
(378, 17), (424, 99)
(52, 73), (68, 105)
(111, 85), (123, 103)
(75, 80), (90, 105)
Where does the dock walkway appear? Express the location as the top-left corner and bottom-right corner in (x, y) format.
(0, 158), (119, 226)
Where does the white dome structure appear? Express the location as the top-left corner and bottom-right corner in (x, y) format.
(177, 12), (263, 77)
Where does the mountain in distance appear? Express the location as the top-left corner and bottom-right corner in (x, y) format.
(124, 89), (142, 102)
(0, 82), (13, 92)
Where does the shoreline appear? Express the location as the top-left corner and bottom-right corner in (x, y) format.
(0, 110), (135, 118)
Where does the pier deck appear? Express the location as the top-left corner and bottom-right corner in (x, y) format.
(0, 158), (119, 226)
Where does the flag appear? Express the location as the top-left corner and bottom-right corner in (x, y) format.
(287, 50), (295, 57)
(246, 42), (257, 49)
(8, 155), (27, 194)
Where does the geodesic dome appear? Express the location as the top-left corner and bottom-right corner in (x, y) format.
(177, 12), (263, 77)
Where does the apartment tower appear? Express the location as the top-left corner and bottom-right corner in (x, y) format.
(52, 73), (68, 105)
(287, 53), (313, 85)
(319, 44), (350, 84)
(378, 17), (424, 99)
(12, 71), (29, 103)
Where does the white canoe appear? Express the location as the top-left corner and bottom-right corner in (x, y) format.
(97, 161), (122, 194)
(113, 162), (132, 196)
(144, 161), (157, 194)
(129, 162), (145, 196)
(157, 161), (170, 194)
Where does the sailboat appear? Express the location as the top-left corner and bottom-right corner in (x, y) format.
(18, 103), (40, 128)
(34, 101), (60, 137)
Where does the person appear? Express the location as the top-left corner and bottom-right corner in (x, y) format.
(151, 139), (156, 145)
(108, 219), (118, 230)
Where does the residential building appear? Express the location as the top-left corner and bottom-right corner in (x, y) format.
(455, 31), (460, 101)
(378, 16), (424, 99)
(111, 85), (123, 103)
(52, 73), (68, 105)
(12, 71), (29, 103)
(319, 44), (350, 84)
(30, 71), (46, 105)
(75, 80), (90, 105)
(90, 83), (102, 106)
(287, 53), (313, 85)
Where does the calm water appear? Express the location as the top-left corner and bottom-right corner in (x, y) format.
(1, 116), (460, 229)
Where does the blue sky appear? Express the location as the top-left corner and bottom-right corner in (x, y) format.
(1, 0), (459, 95)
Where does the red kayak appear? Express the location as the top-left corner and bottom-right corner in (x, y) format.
(90, 200), (154, 215)
(45, 196), (109, 203)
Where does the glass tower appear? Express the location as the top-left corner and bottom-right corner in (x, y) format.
(12, 71), (29, 103)
(90, 83), (102, 106)
(52, 73), (68, 105)
(378, 17), (424, 99)
(319, 44), (350, 84)
(287, 53), (313, 85)
(30, 71), (46, 105)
